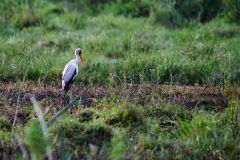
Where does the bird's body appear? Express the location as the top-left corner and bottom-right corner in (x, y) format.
(62, 59), (78, 91)
(62, 48), (84, 92)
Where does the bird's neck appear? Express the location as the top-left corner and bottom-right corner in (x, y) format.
(75, 56), (80, 64)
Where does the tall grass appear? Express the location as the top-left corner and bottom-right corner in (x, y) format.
(0, 0), (240, 85)
(0, 14), (239, 85)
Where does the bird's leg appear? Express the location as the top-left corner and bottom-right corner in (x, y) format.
(61, 91), (70, 106)
(61, 91), (66, 106)
(69, 90), (73, 102)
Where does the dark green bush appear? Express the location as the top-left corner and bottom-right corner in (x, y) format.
(79, 109), (99, 122)
(149, 4), (185, 28)
(223, 0), (240, 23)
(150, 0), (226, 27)
(106, 105), (144, 127)
(107, 1), (151, 17)
(13, 11), (43, 30)
(174, 0), (223, 22)
(51, 119), (112, 158)
(0, 117), (11, 132)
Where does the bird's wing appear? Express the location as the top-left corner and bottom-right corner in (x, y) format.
(62, 62), (78, 91)
(62, 61), (71, 78)
(62, 62), (78, 82)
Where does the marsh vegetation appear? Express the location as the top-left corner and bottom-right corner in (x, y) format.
(0, 0), (240, 159)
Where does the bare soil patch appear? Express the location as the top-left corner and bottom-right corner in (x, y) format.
(0, 81), (238, 124)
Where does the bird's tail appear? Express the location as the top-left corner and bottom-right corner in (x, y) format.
(62, 79), (72, 93)
(62, 80), (65, 90)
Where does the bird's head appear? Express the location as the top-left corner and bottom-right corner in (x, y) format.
(75, 48), (84, 63)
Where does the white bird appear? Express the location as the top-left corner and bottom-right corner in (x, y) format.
(62, 48), (84, 92)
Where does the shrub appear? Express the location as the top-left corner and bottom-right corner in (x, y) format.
(107, 1), (151, 17)
(51, 119), (112, 158)
(105, 104), (144, 127)
(150, 0), (224, 27)
(223, 0), (240, 23)
(0, 117), (11, 132)
(149, 2), (185, 28)
(13, 12), (43, 30)
(174, 0), (223, 22)
(79, 0), (115, 15)
(78, 109), (99, 122)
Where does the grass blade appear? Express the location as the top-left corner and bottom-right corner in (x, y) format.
(30, 96), (53, 160)
(47, 86), (89, 128)
(14, 133), (30, 160)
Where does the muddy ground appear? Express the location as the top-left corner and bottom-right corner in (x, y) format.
(1, 81), (237, 125)
(0, 82), (240, 121)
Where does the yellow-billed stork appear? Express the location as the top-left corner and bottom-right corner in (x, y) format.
(62, 48), (84, 92)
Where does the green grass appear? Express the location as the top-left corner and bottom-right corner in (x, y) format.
(0, 0), (239, 85)
(0, 91), (239, 159)
(1, 14), (240, 85)
(0, 0), (240, 159)
(4, 98), (237, 159)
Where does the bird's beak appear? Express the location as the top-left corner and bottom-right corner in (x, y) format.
(80, 54), (84, 63)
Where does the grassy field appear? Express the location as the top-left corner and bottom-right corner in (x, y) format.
(1, 16), (240, 85)
(0, 0), (240, 159)
(1, 1), (240, 85)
